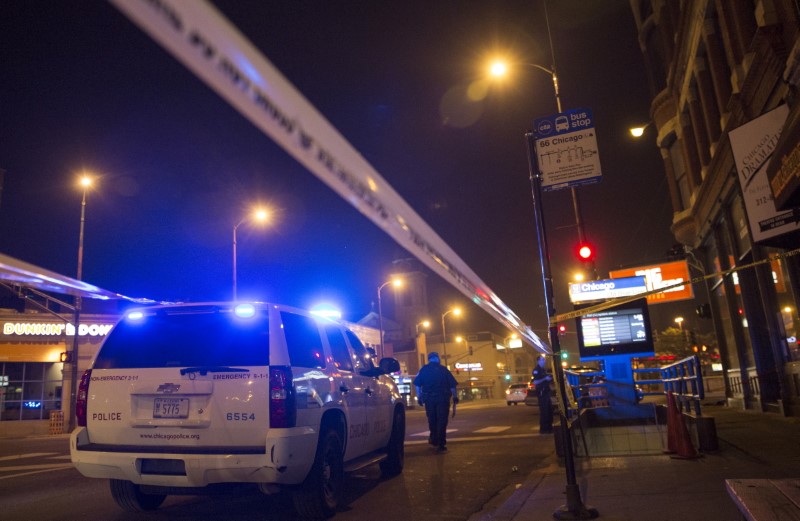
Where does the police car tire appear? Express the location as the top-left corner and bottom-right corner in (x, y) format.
(380, 407), (405, 477)
(109, 479), (166, 512)
(293, 429), (343, 519)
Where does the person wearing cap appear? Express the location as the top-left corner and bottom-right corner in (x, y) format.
(532, 355), (554, 434)
(413, 352), (458, 453)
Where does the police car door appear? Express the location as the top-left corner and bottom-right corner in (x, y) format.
(345, 331), (392, 453)
(324, 325), (367, 459)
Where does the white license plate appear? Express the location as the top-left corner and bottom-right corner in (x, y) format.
(153, 398), (189, 419)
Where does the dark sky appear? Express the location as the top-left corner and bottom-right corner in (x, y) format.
(0, 1), (690, 341)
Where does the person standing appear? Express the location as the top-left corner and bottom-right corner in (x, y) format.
(532, 355), (554, 434)
(414, 352), (458, 453)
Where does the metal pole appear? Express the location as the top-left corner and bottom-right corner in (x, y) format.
(232, 223), (239, 301)
(378, 283), (385, 359)
(68, 187), (88, 433)
(526, 132), (598, 520)
(441, 313), (448, 367)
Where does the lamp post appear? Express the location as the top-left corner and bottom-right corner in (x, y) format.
(377, 278), (403, 359)
(415, 320), (431, 335)
(489, 58), (594, 278)
(68, 174), (93, 432)
(232, 208), (269, 301)
(674, 316), (684, 331)
(440, 307), (461, 367)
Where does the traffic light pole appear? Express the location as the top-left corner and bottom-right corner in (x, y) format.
(526, 132), (598, 520)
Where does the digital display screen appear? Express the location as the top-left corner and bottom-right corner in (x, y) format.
(576, 298), (654, 359)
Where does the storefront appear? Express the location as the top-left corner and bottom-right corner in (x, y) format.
(0, 311), (118, 437)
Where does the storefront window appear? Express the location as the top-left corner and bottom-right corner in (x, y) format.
(764, 246), (799, 361)
(0, 362), (62, 421)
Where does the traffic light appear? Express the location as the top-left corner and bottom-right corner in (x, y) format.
(558, 324), (567, 336)
(504, 373), (511, 381)
(696, 303), (712, 319)
(560, 351), (569, 360)
(575, 242), (595, 262)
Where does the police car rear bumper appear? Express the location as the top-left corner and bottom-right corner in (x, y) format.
(70, 426), (318, 487)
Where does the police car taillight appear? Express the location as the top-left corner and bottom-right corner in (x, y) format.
(76, 369), (92, 427)
(269, 366), (296, 428)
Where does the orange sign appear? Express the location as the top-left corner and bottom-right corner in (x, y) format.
(609, 261), (693, 304)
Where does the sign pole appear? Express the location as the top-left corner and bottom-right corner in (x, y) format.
(526, 132), (598, 520)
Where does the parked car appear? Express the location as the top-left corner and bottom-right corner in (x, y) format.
(505, 383), (528, 405)
(524, 378), (539, 406)
(70, 302), (406, 519)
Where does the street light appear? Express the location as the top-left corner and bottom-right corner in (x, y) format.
(232, 208), (270, 300)
(68, 174), (93, 432)
(674, 316), (685, 331)
(377, 278), (403, 359)
(416, 320), (431, 335)
(629, 121), (652, 137)
(488, 58), (594, 278)
(440, 307), (462, 367)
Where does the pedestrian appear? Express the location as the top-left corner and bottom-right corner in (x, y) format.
(532, 355), (554, 434)
(413, 352), (458, 453)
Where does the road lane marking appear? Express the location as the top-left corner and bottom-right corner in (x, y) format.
(0, 463), (74, 480)
(410, 429), (456, 437)
(0, 452), (58, 462)
(405, 433), (536, 445)
(474, 426), (511, 434)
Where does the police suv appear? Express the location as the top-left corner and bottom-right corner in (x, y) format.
(70, 302), (405, 519)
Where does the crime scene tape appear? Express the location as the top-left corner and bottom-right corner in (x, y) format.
(554, 246), (800, 323)
(109, 0), (550, 353)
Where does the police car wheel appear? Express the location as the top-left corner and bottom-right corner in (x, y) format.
(294, 429), (343, 519)
(109, 479), (166, 512)
(380, 407), (405, 477)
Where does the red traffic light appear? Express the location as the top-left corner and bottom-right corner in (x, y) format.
(576, 243), (595, 261)
(558, 324), (566, 335)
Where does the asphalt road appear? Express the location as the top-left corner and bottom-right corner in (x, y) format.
(0, 399), (553, 520)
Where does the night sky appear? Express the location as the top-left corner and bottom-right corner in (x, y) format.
(0, 1), (690, 343)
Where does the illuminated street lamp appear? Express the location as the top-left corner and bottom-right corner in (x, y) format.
(674, 316), (685, 331)
(629, 121), (652, 138)
(416, 320), (431, 335)
(232, 208), (270, 300)
(68, 174), (94, 432)
(377, 278), (403, 359)
(488, 58), (593, 278)
(440, 307), (462, 367)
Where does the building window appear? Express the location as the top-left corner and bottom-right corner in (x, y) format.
(669, 137), (691, 210)
(0, 362), (62, 421)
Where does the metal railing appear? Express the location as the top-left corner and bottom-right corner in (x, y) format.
(660, 355), (704, 415)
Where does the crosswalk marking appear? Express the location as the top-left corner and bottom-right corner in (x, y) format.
(474, 426), (511, 434)
(411, 429), (456, 437)
(0, 452), (58, 462)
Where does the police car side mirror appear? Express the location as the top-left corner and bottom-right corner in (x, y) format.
(379, 358), (400, 374)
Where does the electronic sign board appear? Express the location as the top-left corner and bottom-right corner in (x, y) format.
(575, 298), (654, 360)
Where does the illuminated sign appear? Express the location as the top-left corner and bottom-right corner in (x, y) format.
(609, 261), (693, 304)
(568, 277), (647, 303)
(2, 322), (114, 337)
(498, 338), (523, 350)
(0, 375), (7, 387)
(454, 362), (483, 371)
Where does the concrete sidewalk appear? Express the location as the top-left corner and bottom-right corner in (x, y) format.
(472, 404), (800, 521)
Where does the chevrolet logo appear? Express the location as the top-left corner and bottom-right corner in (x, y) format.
(157, 383), (181, 393)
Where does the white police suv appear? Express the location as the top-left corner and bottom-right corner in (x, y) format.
(70, 302), (405, 519)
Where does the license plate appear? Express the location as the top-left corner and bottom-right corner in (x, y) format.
(153, 398), (189, 419)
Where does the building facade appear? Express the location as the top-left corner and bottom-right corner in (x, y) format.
(0, 309), (117, 437)
(630, 0), (800, 415)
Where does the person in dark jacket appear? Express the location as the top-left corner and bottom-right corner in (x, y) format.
(532, 355), (554, 434)
(413, 352), (458, 452)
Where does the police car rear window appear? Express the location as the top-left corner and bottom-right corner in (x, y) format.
(93, 311), (270, 369)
